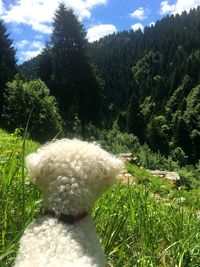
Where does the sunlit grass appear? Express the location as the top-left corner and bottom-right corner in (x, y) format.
(0, 129), (40, 266)
(0, 129), (200, 267)
(94, 182), (200, 266)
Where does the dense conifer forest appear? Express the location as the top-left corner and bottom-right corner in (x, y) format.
(1, 4), (200, 164)
(88, 7), (200, 163)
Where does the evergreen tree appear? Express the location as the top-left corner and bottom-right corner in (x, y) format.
(173, 117), (192, 160)
(126, 93), (144, 141)
(19, 55), (41, 81)
(146, 115), (169, 154)
(49, 3), (104, 128)
(0, 19), (17, 114)
(38, 45), (53, 89)
(183, 85), (200, 161)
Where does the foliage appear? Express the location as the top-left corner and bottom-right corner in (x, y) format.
(19, 56), (41, 81)
(2, 75), (63, 142)
(170, 147), (188, 167)
(87, 123), (176, 170)
(0, 19), (17, 114)
(37, 3), (104, 129)
(195, 160), (200, 180)
(146, 115), (169, 155)
(86, 122), (141, 155)
(18, 7), (200, 163)
(126, 93), (144, 141)
(88, 7), (200, 163)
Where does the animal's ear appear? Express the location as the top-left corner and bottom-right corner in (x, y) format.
(25, 152), (41, 184)
(97, 151), (124, 181)
(106, 157), (124, 177)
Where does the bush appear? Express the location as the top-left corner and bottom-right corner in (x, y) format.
(97, 123), (141, 155)
(195, 160), (200, 180)
(83, 123), (180, 170)
(3, 74), (63, 142)
(170, 146), (188, 166)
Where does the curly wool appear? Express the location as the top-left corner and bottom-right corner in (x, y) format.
(14, 139), (123, 267)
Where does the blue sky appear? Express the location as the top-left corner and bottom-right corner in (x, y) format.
(0, 0), (199, 63)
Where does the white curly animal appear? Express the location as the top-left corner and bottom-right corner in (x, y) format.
(14, 139), (123, 267)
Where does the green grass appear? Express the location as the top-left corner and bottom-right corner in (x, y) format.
(0, 129), (200, 267)
(126, 163), (200, 210)
(95, 182), (200, 266)
(0, 129), (40, 266)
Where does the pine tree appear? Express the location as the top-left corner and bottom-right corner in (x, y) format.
(38, 45), (53, 89)
(173, 117), (192, 160)
(49, 3), (104, 128)
(0, 19), (17, 114)
(126, 93), (144, 141)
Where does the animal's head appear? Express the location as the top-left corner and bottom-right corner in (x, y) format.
(26, 139), (123, 214)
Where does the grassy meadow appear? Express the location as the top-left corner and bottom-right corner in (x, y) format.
(0, 129), (200, 267)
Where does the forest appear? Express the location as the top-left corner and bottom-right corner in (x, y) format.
(0, 3), (200, 165)
(89, 7), (200, 164)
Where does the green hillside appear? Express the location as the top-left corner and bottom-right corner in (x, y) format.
(0, 130), (199, 266)
(17, 7), (200, 164)
(88, 7), (200, 163)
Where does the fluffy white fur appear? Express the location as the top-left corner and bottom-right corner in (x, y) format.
(14, 139), (123, 267)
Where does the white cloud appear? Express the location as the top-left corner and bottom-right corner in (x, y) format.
(17, 39), (30, 48)
(17, 39), (44, 49)
(130, 7), (148, 20)
(149, 21), (155, 27)
(160, 1), (175, 15)
(2, 0), (56, 34)
(131, 23), (144, 32)
(20, 49), (42, 61)
(17, 39), (45, 62)
(0, 0), (3, 15)
(2, 0), (109, 34)
(31, 41), (44, 49)
(160, 0), (200, 15)
(35, 34), (44, 40)
(20, 41), (45, 61)
(173, 0), (200, 14)
(87, 24), (117, 42)
(31, 22), (53, 34)
(85, 0), (108, 8)
(12, 26), (23, 34)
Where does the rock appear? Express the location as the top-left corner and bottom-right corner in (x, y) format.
(173, 197), (185, 204)
(148, 170), (180, 182)
(117, 169), (136, 184)
(165, 171), (180, 181)
(194, 210), (200, 219)
(149, 170), (166, 178)
(117, 153), (139, 165)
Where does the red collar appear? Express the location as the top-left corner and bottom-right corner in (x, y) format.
(41, 210), (88, 224)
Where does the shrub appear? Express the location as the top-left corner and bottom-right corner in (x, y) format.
(84, 123), (180, 170)
(170, 146), (188, 166)
(195, 160), (200, 180)
(3, 74), (63, 142)
(97, 123), (141, 155)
